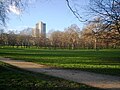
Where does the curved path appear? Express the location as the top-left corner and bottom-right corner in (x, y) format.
(0, 58), (120, 90)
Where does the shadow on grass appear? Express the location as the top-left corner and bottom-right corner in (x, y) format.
(0, 61), (102, 90)
(65, 68), (120, 76)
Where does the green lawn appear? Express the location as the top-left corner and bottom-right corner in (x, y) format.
(0, 47), (120, 76)
(0, 61), (101, 90)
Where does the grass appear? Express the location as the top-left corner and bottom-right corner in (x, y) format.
(0, 46), (120, 76)
(0, 61), (102, 90)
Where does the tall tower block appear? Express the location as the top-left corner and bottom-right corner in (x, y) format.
(36, 22), (46, 38)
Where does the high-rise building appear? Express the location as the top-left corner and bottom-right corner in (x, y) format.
(32, 21), (46, 38)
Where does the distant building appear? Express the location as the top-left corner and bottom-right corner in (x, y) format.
(32, 21), (46, 38)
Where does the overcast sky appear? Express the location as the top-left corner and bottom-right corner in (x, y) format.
(7, 0), (89, 33)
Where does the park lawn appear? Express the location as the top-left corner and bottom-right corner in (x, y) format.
(0, 61), (102, 90)
(0, 46), (120, 76)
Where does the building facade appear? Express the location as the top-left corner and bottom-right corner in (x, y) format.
(32, 21), (46, 38)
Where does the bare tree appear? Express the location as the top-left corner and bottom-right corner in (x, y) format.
(89, 0), (120, 34)
(64, 24), (80, 49)
(7, 30), (17, 47)
(81, 17), (120, 49)
(49, 30), (62, 49)
(0, 0), (27, 25)
(66, 0), (120, 34)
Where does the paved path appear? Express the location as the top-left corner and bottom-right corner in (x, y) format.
(0, 58), (120, 90)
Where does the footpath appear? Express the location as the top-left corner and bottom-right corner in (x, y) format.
(0, 58), (120, 90)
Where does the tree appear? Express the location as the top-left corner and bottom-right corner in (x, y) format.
(64, 24), (80, 49)
(66, 0), (120, 34)
(81, 24), (95, 49)
(49, 30), (62, 49)
(0, 0), (26, 25)
(81, 17), (120, 49)
(89, 0), (120, 34)
(7, 30), (17, 47)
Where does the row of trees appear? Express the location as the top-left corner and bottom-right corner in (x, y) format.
(0, 22), (120, 49)
(49, 22), (120, 49)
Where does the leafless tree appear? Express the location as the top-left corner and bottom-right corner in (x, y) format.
(7, 30), (17, 47)
(65, 24), (80, 49)
(0, 0), (27, 26)
(89, 0), (120, 34)
(66, 0), (120, 34)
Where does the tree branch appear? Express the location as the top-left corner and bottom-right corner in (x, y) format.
(66, 0), (87, 22)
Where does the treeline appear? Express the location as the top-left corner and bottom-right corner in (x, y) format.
(0, 22), (120, 49)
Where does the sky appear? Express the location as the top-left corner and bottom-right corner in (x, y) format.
(7, 0), (89, 33)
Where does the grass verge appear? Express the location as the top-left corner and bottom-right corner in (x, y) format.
(0, 47), (120, 76)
